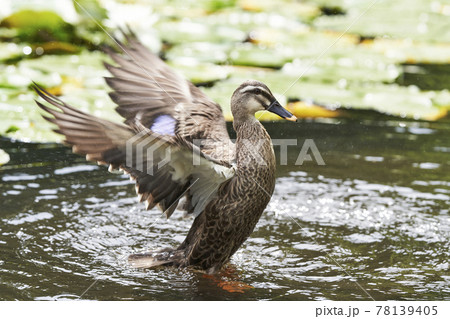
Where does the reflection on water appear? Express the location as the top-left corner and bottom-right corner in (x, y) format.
(0, 119), (449, 300)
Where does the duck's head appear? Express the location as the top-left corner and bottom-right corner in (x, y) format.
(231, 80), (297, 122)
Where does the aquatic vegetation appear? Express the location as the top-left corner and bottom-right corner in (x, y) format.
(0, 0), (449, 142)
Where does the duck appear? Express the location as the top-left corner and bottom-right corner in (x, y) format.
(34, 31), (297, 274)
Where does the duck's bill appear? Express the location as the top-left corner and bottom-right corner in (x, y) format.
(267, 100), (297, 122)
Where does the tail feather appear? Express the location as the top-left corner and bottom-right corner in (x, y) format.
(128, 249), (183, 269)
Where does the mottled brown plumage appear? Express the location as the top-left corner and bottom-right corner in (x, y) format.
(35, 31), (296, 274)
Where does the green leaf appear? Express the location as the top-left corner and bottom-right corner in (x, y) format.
(0, 10), (66, 29)
(5, 125), (19, 133)
(201, 69), (449, 120)
(166, 42), (232, 64)
(168, 60), (230, 84)
(0, 10), (75, 43)
(156, 20), (246, 44)
(313, 0), (450, 43)
(72, 0), (107, 22)
(229, 43), (291, 68)
(0, 50), (119, 143)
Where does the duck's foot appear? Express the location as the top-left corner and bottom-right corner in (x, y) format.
(202, 267), (254, 293)
(216, 279), (254, 293)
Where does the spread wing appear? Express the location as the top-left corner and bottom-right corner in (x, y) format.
(35, 85), (235, 218)
(104, 30), (234, 161)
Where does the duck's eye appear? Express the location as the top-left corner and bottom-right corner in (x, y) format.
(253, 88), (262, 95)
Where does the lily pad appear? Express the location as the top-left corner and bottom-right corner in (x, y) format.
(168, 60), (231, 84)
(0, 10), (75, 43)
(156, 19), (246, 44)
(0, 84), (121, 143)
(313, 0), (450, 43)
(19, 50), (110, 77)
(0, 42), (24, 63)
(0, 90), (62, 142)
(72, 0), (107, 22)
(2, 0), (450, 145)
(229, 42), (292, 68)
(362, 38), (450, 64)
(201, 69), (450, 121)
(238, 0), (320, 21)
(166, 42), (232, 64)
(0, 50), (120, 142)
(197, 8), (309, 34)
(0, 9), (66, 29)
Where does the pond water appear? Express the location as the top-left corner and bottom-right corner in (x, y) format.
(0, 119), (449, 300)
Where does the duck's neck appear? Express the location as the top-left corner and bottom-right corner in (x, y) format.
(233, 115), (276, 174)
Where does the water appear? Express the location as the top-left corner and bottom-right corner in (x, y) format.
(0, 119), (449, 300)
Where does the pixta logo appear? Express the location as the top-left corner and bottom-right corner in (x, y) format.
(125, 131), (171, 175)
(126, 133), (325, 175)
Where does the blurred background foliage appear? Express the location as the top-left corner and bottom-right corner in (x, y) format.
(0, 0), (450, 143)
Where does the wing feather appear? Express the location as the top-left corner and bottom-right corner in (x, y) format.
(35, 85), (235, 218)
(104, 31), (235, 165)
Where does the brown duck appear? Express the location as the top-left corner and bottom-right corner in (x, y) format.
(35, 32), (297, 274)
